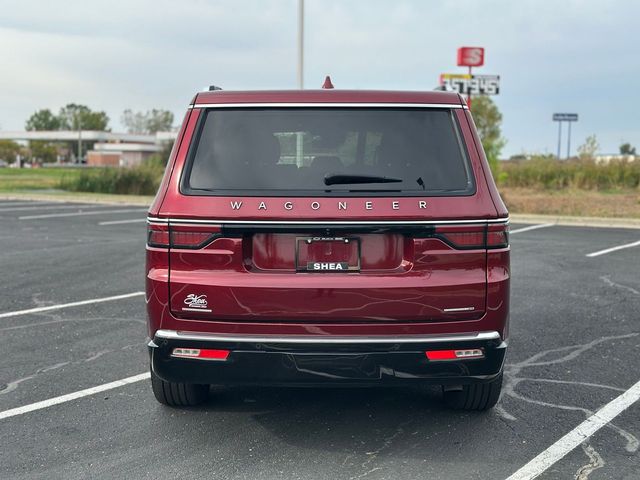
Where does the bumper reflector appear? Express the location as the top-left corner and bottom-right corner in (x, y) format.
(172, 347), (230, 361)
(425, 349), (484, 361)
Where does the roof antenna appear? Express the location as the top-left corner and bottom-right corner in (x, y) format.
(322, 76), (334, 89)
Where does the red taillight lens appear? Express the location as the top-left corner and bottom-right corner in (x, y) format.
(147, 224), (221, 249)
(171, 348), (230, 361)
(425, 349), (484, 360)
(434, 224), (509, 249)
(425, 350), (457, 360)
(435, 225), (485, 249)
(487, 224), (509, 248)
(170, 230), (217, 248)
(147, 224), (170, 247)
(439, 231), (485, 247)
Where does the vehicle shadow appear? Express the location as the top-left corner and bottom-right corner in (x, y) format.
(179, 385), (504, 461)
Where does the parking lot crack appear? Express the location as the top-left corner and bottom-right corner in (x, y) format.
(0, 361), (68, 396)
(600, 276), (640, 296)
(500, 333), (640, 475)
(350, 420), (411, 479)
(575, 442), (605, 480)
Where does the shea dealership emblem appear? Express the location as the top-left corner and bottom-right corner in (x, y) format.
(308, 262), (348, 271)
(183, 294), (211, 312)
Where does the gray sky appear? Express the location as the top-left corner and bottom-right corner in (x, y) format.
(0, 0), (638, 156)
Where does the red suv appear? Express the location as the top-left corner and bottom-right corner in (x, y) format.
(146, 88), (509, 411)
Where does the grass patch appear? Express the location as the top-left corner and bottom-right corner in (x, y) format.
(59, 164), (164, 195)
(500, 187), (640, 218)
(0, 167), (82, 192)
(498, 157), (640, 190)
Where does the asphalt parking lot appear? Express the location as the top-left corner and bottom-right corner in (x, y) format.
(0, 199), (638, 480)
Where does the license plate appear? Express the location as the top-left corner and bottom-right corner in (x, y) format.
(296, 237), (360, 272)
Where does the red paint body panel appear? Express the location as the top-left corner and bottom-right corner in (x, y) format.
(146, 89), (510, 348)
(168, 235), (486, 322)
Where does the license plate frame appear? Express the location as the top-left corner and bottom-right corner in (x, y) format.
(295, 236), (361, 272)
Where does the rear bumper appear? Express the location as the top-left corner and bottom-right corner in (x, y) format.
(149, 330), (506, 386)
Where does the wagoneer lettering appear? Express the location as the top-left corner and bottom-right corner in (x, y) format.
(227, 199), (429, 212)
(146, 88), (510, 411)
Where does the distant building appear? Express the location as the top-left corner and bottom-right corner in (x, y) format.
(594, 154), (637, 164)
(87, 142), (163, 167)
(0, 130), (177, 166)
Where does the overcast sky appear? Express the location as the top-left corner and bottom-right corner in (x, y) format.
(0, 0), (638, 156)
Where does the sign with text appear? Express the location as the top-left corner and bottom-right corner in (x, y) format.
(457, 47), (485, 67)
(440, 74), (500, 95)
(552, 113), (578, 122)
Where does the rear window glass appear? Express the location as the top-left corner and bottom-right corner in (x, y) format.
(183, 108), (474, 196)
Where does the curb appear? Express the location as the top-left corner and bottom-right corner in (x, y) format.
(0, 193), (153, 207)
(510, 213), (640, 230)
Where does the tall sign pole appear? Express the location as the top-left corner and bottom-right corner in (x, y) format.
(556, 121), (562, 160)
(457, 47), (485, 110)
(552, 113), (578, 160)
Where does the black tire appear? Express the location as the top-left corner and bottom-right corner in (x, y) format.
(442, 373), (503, 411)
(150, 370), (209, 407)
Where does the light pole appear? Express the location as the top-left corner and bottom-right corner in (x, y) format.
(77, 116), (82, 163)
(297, 0), (304, 89)
(295, 0), (304, 166)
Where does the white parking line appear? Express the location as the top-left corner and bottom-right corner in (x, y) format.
(0, 372), (150, 420)
(510, 223), (554, 235)
(586, 240), (640, 258)
(0, 201), (59, 208)
(0, 204), (105, 213)
(99, 218), (147, 225)
(506, 379), (640, 480)
(19, 208), (147, 220)
(0, 292), (145, 319)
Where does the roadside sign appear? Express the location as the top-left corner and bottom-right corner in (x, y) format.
(440, 74), (500, 95)
(552, 113), (579, 160)
(553, 113), (578, 122)
(457, 47), (485, 67)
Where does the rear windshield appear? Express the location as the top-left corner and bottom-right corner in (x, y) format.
(183, 108), (474, 196)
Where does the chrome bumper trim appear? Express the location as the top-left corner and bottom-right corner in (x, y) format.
(153, 329), (501, 345)
(147, 217), (509, 226)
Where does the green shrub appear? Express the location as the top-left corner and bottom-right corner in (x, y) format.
(60, 163), (164, 195)
(498, 156), (640, 191)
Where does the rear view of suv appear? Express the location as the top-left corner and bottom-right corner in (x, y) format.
(146, 87), (510, 410)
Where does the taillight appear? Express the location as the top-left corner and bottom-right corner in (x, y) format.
(425, 349), (484, 360)
(147, 223), (170, 248)
(171, 348), (230, 361)
(487, 224), (509, 248)
(434, 224), (509, 250)
(170, 230), (219, 248)
(147, 223), (222, 249)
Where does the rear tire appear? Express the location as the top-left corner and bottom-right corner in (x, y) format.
(442, 373), (503, 411)
(150, 370), (209, 407)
